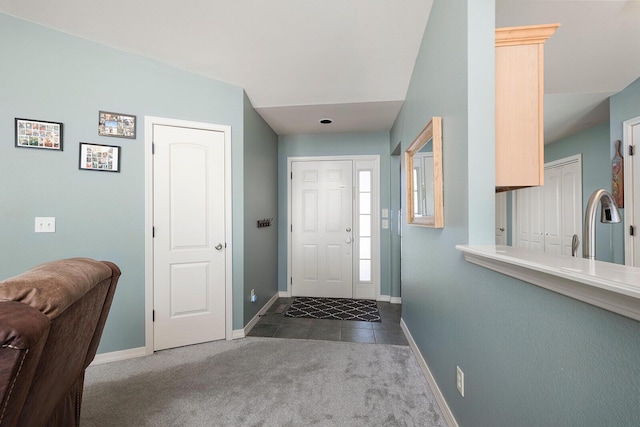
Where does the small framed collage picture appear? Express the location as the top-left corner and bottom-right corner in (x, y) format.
(79, 142), (121, 172)
(98, 111), (136, 139)
(15, 118), (63, 150)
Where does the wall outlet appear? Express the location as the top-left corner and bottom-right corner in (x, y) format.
(35, 217), (56, 233)
(456, 365), (465, 397)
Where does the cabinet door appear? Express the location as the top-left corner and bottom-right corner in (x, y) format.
(495, 24), (558, 190)
(496, 43), (542, 188)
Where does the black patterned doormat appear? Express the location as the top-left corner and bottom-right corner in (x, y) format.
(284, 297), (381, 322)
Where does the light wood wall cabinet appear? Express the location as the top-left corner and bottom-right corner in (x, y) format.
(495, 23), (559, 192)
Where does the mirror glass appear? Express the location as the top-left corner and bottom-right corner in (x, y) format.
(405, 117), (443, 227)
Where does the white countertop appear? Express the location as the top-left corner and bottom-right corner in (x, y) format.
(456, 245), (640, 321)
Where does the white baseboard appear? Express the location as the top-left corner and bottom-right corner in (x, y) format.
(240, 292), (280, 338)
(232, 329), (245, 339)
(400, 319), (458, 427)
(390, 297), (402, 304)
(90, 346), (148, 366)
(377, 295), (390, 302)
(278, 290), (290, 298)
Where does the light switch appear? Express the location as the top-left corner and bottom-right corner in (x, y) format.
(35, 217), (56, 233)
(382, 219), (389, 229)
(382, 208), (389, 218)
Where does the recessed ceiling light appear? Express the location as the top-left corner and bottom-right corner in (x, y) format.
(319, 119), (333, 124)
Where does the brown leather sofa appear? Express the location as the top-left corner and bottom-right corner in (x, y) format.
(0, 258), (120, 426)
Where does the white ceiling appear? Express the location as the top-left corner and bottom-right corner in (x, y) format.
(1, 0), (639, 142)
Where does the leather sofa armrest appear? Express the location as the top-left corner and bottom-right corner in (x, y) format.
(0, 301), (50, 427)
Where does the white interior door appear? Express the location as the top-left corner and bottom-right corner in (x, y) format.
(291, 160), (353, 298)
(495, 192), (507, 245)
(153, 124), (226, 351)
(624, 117), (640, 266)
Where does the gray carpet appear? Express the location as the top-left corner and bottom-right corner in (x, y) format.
(82, 337), (446, 427)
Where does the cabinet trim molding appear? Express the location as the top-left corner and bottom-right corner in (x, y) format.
(496, 23), (560, 47)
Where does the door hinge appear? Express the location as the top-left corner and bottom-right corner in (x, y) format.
(630, 145), (635, 156)
(152, 226), (155, 238)
(631, 225), (636, 236)
(290, 277), (292, 285)
(152, 310), (155, 322)
(291, 224), (293, 232)
(290, 172), (293, 180)
(152, 143), (155, 155)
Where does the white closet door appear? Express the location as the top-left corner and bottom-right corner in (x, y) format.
(529, 185), (545, 252)
(561, 161), (582, 256)
(515, 188), (532, 249)
(544, 167), (563, 254)
(495, 192), (507, 245)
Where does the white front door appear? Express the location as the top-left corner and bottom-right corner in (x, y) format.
(291, 160), (353, 298)
(152, 124), (227, 351)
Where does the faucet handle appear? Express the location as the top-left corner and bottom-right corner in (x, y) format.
(571, 234), (580, 257)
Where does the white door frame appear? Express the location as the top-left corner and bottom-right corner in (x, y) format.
(623, 115), (640, 266)
(287, 155), (381, 300)
(144, 116), (233, 355)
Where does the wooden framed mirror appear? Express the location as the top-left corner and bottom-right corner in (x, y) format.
(405, 116), (443, 228)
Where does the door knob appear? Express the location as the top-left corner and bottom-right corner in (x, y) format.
(345, 237), (352, 244)
(499, 227), (505, 232)
(346, 227), (351, 232)
(215, 243), (223, 251)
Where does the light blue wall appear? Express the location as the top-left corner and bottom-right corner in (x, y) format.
(243, 92), (279, 324)
(277, 132), (393, 297)
(610, 75), (640, 264)
(0, 14), (262, 352)
(393, 1), (640, 425)
(545, 122), (620, 262)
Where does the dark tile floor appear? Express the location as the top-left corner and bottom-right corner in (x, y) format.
(247, 298), (408, 346)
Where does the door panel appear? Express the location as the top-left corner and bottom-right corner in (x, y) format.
(530, 185), (544, 251)
(561, 162), (582, 256)
(153, 124), (226, 351)
(495, 192), (507, 245)
(292, 160), (353, 298)
(544, 167), (562, 254)
(515, 188), (531, 249)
